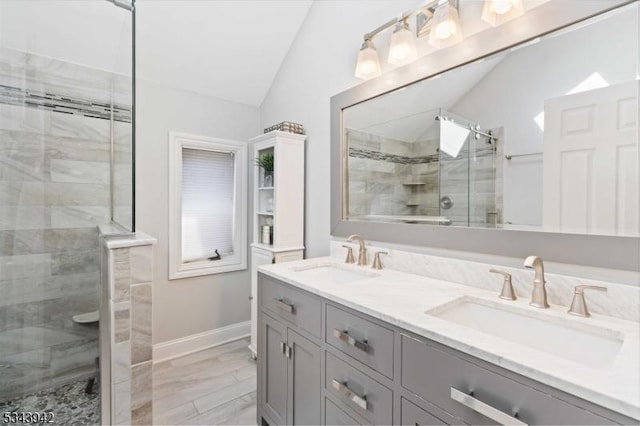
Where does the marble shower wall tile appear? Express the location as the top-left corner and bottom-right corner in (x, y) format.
(330, 241), (640, 322)
(104, 238), (154, 425)
(131, 284), (152, 364)
(114, 302), (131, 343)
(130, 245), (152, 284)
(131, 361), (153, 425)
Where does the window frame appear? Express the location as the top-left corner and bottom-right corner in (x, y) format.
(169, 131), (247, 280)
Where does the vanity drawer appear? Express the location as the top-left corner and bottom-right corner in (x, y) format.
(326, 304), (394, 379)
(325, 352), (393, 425)
(260, 274), (321, 338)
(401, 397), (448, 426)
(325, 397), (363, 425)
(400, 334), (616, 425)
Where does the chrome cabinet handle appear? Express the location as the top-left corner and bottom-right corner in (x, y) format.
(279, 341), (286, 355)
(274, 298), (295, 314)
(450, 388), (526, 426)
(332, 379), (367, 411)
(332, 329), (369, 352)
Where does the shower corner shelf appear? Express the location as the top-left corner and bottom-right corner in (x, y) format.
(402, 176), (426, 185)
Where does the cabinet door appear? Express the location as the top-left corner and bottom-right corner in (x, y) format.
(260, 313), (287, 425)
(401, 398), (448, 426)
(287, 329), (321, 425)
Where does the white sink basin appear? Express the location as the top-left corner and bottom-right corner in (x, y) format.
(426, 298), (624, 368)
(290, 263), (379, 284)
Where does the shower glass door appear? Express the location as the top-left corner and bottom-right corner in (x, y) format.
(437, 109), (498, 227)
(0, 1), (133, 423)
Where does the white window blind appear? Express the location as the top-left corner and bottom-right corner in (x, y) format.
(181, 148), (236, 263)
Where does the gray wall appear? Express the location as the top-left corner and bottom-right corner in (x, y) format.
(136, 79), (261, 345)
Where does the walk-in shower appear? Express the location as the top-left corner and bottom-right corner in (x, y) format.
(0, 1), (134, 423)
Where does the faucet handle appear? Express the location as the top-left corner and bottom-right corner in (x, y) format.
(371, 251), (388, 270)
(342, 245), (355, 264)
(489, 269), (516, 301)
(568, 285), (607, 317)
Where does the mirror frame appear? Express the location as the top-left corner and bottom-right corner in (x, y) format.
(331, 0), (639, 272)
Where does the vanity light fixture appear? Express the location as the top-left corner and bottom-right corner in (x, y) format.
(354, 0), (464, 80)
(355, 38), (382, 80)
(481, 0), (524, 26)
(388, 19), (418, 66)
(428, 0), (463, 49)
(354, 0), (526, 80)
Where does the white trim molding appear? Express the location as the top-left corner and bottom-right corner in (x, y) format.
(168, 131), (248, 280)
(153, 320), (251, 364)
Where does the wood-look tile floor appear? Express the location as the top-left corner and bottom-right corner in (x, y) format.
(153, 338), (257, 425)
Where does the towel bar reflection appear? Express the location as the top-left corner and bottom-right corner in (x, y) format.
(505, 152), (542, 160)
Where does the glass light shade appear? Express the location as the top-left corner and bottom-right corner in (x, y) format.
(388, 21), (418, 66)
(354, 39), (381, 80)
(428, 1), (463, 49)
(481, 0), (524, 26)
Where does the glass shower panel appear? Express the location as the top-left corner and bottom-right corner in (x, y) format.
(0, 1), (133, 422)
(112, 17), (135, 231)
(437, 109), (472, 227)
(437, 108), (499, 228)
(469, 134), (499, 228)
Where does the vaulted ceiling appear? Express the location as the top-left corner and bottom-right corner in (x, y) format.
(0, 0), (313, 107)
(136, 0), (313, 106)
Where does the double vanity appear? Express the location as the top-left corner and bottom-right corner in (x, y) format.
(255, 246), (639, 425)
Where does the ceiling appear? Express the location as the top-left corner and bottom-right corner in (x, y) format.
(0, 0), (313, 107)
(136, 0), (313, 107)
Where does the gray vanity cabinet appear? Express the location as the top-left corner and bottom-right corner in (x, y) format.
(259, 312), (322, 426)
(257, 273), (637, 426)
(260, 313), (288, 425)
(258, 275), (323, 426)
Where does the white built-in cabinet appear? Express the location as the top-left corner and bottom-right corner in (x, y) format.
(249, 131), (306, 358)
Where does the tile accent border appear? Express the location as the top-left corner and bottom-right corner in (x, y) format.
(153, 321), (251, 364)
(101, 231), (156, 425)
(0, 84), (132, 123)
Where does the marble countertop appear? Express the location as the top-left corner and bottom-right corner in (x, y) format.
(259, 257), (640, 420)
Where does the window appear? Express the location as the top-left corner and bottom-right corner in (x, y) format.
(169, 132), (247, 279)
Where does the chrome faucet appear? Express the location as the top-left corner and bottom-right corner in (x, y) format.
(523, 255), (549, 308)
(347, 234), (368, 266)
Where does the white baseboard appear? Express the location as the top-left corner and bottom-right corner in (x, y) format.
(153, 320), (251, 364)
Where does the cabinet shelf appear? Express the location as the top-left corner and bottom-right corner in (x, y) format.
(257, 211), (274, 216)
(258, 186), (274, 190)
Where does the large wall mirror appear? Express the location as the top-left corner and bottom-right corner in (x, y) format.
(331, 0), (639, 271)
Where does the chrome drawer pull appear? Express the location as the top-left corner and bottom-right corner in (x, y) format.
(274, 298), (295, 314)
(451, 388), (526, 426)
(332, 379), (367, 411)
(332, 329), (369, 352)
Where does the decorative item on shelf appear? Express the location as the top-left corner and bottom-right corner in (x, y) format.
(264, 121), (305, 135)
(255, 152), (274, 186)
(261, 218), (274, 245)
(266, 192), (274, 212)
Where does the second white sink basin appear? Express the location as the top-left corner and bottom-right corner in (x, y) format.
(290, 263), (379, 284)
(426, 297), (624, 368)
